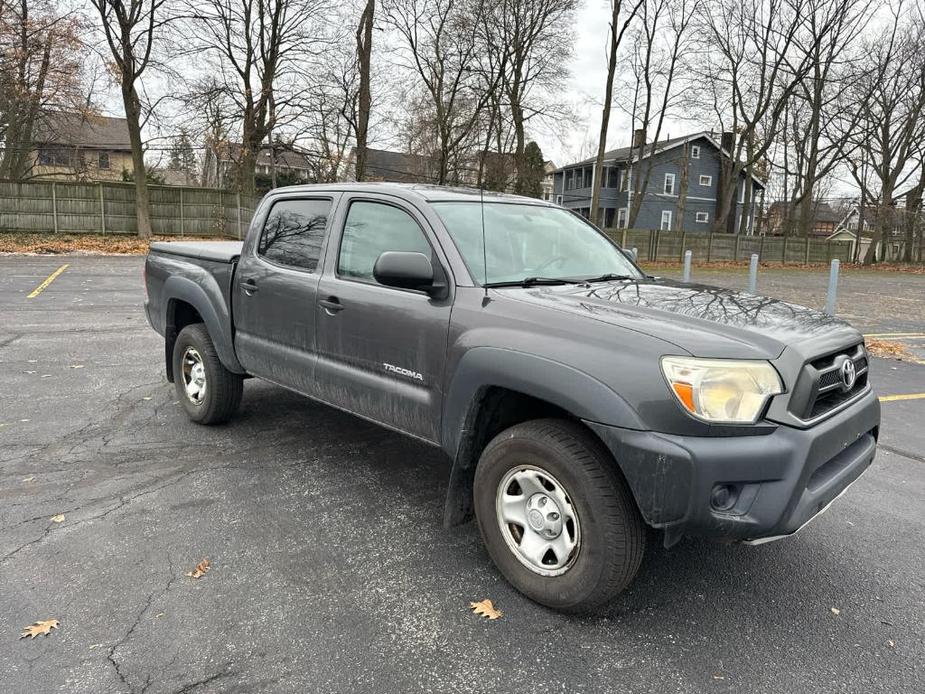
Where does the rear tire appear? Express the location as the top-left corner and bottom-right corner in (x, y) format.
(473, 418), (645, 613)
(172, 323), (243, 425)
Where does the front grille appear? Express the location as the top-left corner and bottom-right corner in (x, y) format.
(789, 344), (869, 422)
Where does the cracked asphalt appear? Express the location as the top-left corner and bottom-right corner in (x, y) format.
(1, 255), (924, 693)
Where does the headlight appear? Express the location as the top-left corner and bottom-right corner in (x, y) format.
(660, 357), (783, 423)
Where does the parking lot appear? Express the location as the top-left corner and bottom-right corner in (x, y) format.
(1, 255), (924, 693)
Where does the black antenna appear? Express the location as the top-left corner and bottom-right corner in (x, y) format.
(480, 183), (490, 306)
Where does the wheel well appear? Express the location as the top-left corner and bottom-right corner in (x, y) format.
(444, 386), (575, 526)
(165, 299), (203, 382)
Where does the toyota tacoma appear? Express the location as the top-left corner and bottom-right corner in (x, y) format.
(144, 183), (880, 612)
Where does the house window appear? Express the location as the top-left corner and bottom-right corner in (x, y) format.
(696, 212), (709, 224)
(690, 145), (701, 159)
(699, 175), (712, 186)
(617, 208), (628, 229)
(98, 152), (110, 170)
(663, 173), (676, 195)
(38, 148), (69, 166)
(607, 166), (619, 189)
(604, 208), (616, 227)
(660, 210), (673, 230)
(556, 195), (562, 205)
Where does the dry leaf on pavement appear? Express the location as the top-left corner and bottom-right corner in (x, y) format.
(470, 599), (502, 620)
(20, 619), (59, 639)
(830, 607), (840, 616)
(185, 558), (210, 579)
(50, 514), (65, 523)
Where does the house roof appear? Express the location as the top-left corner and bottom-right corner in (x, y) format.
(558, 130), (766, 189)
(34, 112), (131, 150)
(363, 147), (435, 183)
(767, 200), (842, 224)
(219, 143), (315, 171)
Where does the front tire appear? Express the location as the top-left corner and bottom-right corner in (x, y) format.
(473, 418), (645, 613)
(172, 324), (243, 425)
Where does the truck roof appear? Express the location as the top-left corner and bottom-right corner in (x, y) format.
(265, 182), (554, 206)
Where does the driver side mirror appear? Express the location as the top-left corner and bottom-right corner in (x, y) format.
(373, 251), (447, 298)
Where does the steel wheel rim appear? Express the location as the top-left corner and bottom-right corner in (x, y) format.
(495, 465), (581, 576)
(181, 346), (206, 406)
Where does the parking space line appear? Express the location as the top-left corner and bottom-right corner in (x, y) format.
(879, 393), (925, 403)
(865, 332), (925, 339)
(26, 264), (69, 298)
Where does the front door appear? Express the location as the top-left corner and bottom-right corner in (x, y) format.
(314, 196), (453, 443)
(233, 195), (335, 393)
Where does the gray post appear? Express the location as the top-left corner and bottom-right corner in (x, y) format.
(631, 247), (638, 262)
(236, 192), (242, 240)
(51, 182), (58, 233)
(682, 250), (692, 282)
(748, 253), (759, 293)
(825, 259), (840, 315)
(99, 182), (106, 234)
(179, 188), (185, 237)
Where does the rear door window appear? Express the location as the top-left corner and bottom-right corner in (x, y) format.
(258, 198), (331, 272)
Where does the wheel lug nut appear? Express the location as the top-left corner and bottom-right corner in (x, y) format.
(549, 512), (559, 521)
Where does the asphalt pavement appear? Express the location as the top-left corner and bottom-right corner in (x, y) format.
(1, 255), (923, 693)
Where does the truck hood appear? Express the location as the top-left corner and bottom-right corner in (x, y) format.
(496, 278), (862, 360)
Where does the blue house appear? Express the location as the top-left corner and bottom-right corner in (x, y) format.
(552, 131), (765, 233)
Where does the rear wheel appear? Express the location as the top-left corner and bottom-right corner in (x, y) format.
(473, 418), (645, 613)
(172, 324), (243, 425)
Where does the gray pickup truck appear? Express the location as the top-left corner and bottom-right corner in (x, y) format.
(144, 183), (880, 612)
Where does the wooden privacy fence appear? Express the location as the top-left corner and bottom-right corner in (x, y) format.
(604, 228), (853, 264)
(0, 180), (262, 237)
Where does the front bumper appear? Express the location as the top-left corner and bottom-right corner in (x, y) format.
(585, 388), (880, 544)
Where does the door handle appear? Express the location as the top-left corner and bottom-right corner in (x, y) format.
(240, 279), (258, 295)
(319, 296), (344, 313)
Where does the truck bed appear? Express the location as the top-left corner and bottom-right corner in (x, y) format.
(149, 241), (243, 263)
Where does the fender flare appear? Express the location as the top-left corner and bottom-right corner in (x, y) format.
(441, 347), (645, 526)
(163, 274), (245, 376)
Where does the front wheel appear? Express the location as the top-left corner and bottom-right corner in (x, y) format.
(473, 419), (645, 613)
(172, 323), (243, 425)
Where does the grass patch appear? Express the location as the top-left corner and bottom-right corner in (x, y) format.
(0, 232), (229, 255)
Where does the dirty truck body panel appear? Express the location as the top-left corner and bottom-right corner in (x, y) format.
(144, 182), (880, 549)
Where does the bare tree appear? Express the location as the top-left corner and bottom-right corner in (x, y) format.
(0, 0), (84, 180)
(697, 0), (815, 234)
(589, 0), (645, 227)
(839, 7), (925, 264)
(624, 0), (698, 227)
(353, 0), (374, 180)
(384, 0), (500, 185)
(186, 0), (333, 196)
(782, 0), (870, 238)
(493, 0), (576, 193)
(90, 0), (166, 239)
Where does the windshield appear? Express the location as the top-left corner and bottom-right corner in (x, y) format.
(431, 202), (642, 285)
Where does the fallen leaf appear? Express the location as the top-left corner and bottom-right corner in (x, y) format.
(185, 558), (210, 579)
(27, 359), (37, 363)
(20, 418), (30, 422)
(69, 364), (84, 369)
(887, 640), (895, 648)
(470, 599), (502, 620)
(142, 396), (152, 401)
(831, 607), (840, 616)
(23, 476), (35, 483)
(40, 374), (52, 378)
(24, 370), (36, 374)
(50, 514), (65, 523)
(712, 673), (725, 680)
(20, 619), (59, 639)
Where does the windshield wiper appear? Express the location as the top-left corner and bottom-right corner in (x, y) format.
(581, 273), (644, 283)
(520, 276), (586, 287)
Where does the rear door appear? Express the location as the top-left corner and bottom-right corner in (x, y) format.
(314, 194), (453, 443)
(233, 195), (336, 393)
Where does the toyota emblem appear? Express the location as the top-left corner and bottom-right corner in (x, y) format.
(840, 358), (857, 390)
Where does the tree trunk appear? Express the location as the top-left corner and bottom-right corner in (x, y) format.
(675, 143), (689, 231)
(354, 0), (374, 181)
(590, 12), (621, 228)
(122, 83), (152, 239)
